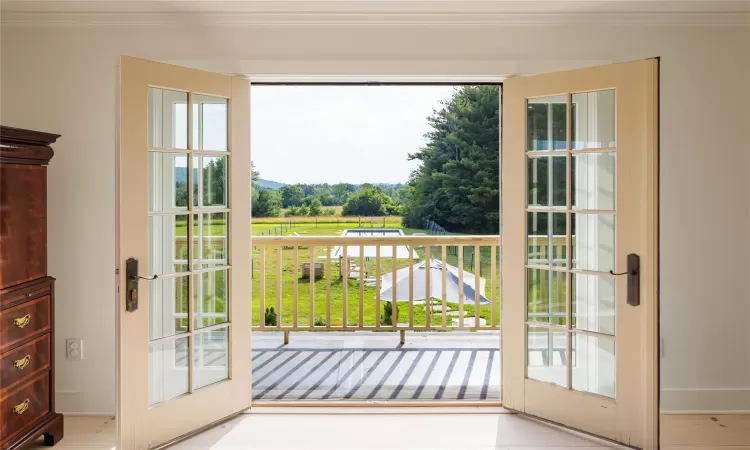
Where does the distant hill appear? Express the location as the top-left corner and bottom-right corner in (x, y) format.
(175, 167), (196, 184)
(256, 179), (287, 189)
(176, 171), (398, 190)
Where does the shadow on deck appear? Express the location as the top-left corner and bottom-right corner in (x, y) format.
(251, 331), (501, 402)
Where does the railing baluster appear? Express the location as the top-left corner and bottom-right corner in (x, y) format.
(293, 245), (299, 328)
(342, 244), (348, 327)
(375, 245), (381, 328)
(425, 244), (431, 328)
(442, 245), (447, 328)
(276, 246), (282, 329)
(391, 245), (398, 327)
(309, 245), (315, 326)
(458, 245), (464, 329)
(491, 245), (497, 328)
(475, 245), (481, 329)
(359, 244), (364, 328)
(326, 245), (331, 328)
(408, 248), (414, 328)
(259, 246), (266, 329)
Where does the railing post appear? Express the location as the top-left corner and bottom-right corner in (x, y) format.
(474, 245), (481, 329)
(326, 245), (332, 327)
(293, 246), (299, 328)
(342, 245), (348, 327)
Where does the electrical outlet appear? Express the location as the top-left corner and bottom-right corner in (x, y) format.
(66, 338), (83, 361)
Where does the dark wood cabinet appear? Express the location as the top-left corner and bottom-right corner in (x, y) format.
(0, 126), (63, 450)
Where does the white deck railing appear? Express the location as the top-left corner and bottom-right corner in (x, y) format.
(252, 235), (502, 336)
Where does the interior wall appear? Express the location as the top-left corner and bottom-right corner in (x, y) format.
(1, 21), (748, 415)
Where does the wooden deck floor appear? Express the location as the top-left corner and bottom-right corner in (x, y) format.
(251, 331), (501, 402)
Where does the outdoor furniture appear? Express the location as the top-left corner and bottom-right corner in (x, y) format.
(302, 262), (324, 279)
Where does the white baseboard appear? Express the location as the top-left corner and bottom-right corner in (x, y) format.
(661, 388), (750, 413)
(56, 390), (115, 416)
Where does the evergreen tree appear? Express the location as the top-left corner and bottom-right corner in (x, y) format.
(403, 86), (500, 234)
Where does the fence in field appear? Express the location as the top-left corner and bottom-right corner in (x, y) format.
(251, 235), (502, 343)
(253, 220), (297, 236)
(252, 216), (400, 226)
(424, 219), (449, 235)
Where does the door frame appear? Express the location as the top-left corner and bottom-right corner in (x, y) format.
(246, 80), (505, 409)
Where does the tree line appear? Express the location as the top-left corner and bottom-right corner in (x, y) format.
(252, 178), (408, 218)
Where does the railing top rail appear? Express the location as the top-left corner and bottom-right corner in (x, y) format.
(252, 235), (501, 246)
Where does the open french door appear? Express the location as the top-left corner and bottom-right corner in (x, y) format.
(117, 57), (251, 450)
(502, 60), (659, 448)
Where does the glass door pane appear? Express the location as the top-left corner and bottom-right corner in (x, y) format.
(147, 88), (231, 406)
(524, 90), (618, 399)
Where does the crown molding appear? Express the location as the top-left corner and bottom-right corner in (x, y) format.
(3, 1), (750, 27)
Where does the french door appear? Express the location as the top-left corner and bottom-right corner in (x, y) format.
(118, 57), (251, 450)
(502, 60), (659, 448)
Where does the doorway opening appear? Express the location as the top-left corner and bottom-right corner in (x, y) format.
(248, 83), (503, 403)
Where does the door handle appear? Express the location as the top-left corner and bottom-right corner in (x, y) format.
(609, 253), (640, 307)
(129, 274), (158, 282)
(125, 258), (158, 312)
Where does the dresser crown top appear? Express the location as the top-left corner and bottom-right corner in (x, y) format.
(0, 125), (59, 164)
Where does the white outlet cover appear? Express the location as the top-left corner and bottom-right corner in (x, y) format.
(66, 338), (83, 361)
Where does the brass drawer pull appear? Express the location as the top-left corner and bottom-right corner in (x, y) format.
(13, 314), (31, 328)
(13, 399), (30, 415)
(13, 355), (31, 369)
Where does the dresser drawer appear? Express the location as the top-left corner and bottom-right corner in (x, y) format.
(0, 281), (51, 309)
(0, 296), (50, 353)
(0, 373), (50, 445)
(0, 335), (50, 394)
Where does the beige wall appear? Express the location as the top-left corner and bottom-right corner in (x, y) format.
(1, 21), (749, 415)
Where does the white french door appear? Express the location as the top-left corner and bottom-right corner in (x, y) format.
(502, 60), (659, 448)
(118, 56), (251, 450)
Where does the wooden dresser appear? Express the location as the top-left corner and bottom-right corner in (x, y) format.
(0, 126), (63, 449)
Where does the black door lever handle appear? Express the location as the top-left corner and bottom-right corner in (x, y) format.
(609, 270), (632, 276)
(128, 274), (158, 281)
(611, 254), (640, 306)
(125, 257), (155, 312)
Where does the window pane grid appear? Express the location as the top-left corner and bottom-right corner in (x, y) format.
(525, 91), (617, 398)
(147, 88), (231, 405)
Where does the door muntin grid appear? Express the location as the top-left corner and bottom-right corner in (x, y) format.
(147, 87), (231, 407)
(524, 90), (617, 400)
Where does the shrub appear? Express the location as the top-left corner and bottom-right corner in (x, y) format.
(314, 316), (326, 327)
(264, 307), (277, 326)
(381, 302), (397, 326)
(308, 198), (323, 216)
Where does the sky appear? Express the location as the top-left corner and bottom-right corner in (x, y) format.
(250, 85), (456, 185)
